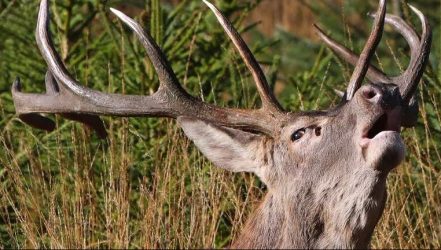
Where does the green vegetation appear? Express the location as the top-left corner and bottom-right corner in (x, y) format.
(0, 0), (439, 248)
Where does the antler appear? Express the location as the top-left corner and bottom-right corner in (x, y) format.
(345, 0), (386, 101)
(314, 1), (432, 111)
(12, 0), (286, 138)
(202, 0), (283, 113)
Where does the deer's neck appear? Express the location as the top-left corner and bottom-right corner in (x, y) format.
(231, 173), (388, 249)
(231, 193), (285, 249)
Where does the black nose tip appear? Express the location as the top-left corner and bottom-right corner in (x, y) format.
(381, 84), (401, 109)
(358, 83), (401, 109)
(385, 84), (400, 97)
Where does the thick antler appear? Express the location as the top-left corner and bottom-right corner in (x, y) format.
(314, 2), (432, 124)
(345, 0), (386, 101)
(12, 0), (286, 137)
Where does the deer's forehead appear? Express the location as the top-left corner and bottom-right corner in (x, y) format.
(283, 113), (331, 130)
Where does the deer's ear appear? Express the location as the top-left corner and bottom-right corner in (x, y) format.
(178, 117), (268, 177)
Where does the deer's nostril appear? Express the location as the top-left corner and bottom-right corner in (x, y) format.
(364, 90), (377, 99)
(315, 127), (322, 136)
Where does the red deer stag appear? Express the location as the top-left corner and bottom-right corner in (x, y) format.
(11, 0), (431, 248)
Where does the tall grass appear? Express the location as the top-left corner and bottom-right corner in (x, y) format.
(0, 0), (440, 248)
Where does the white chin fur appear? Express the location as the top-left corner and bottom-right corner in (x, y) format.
(360, 131), (405, 171)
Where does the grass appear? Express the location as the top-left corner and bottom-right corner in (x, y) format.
(0, 0), (440, 248)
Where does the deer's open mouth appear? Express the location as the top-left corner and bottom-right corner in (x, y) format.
(360, 108), (405, 169)
(367, 113), (389, 139)
(362, 109), (401, 142)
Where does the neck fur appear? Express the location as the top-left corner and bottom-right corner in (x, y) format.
(231, 174), (387, 249)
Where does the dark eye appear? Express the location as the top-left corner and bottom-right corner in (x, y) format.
(291, 128), (306, 141)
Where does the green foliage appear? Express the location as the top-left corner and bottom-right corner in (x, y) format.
(0, 0), (439, 248)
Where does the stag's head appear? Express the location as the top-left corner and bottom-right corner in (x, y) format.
(181, 0), (430, 202)
(11, 0), (431, 248)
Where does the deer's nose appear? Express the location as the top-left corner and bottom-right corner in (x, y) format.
(360, 85), (382, 103)
(358, 83), (401, 109)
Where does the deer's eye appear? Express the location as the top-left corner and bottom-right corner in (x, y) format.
(291, 128), (306, 141)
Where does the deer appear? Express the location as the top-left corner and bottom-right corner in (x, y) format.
(11, 0), (431, 248)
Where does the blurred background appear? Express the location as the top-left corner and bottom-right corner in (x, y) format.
(0, 0), (439, 248)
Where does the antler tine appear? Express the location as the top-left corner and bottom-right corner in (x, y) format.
(315, 3), (431, 106)
(202, 0), (284, 114)
(12, 77), (56, 131)
(395, 5), (432, 103)
(12, 0), (284, 137)
(110, 8), (190, 98)
(314, 24), (391, 84)
(109, 7), (283, 134)
(346, 0), (386, 100)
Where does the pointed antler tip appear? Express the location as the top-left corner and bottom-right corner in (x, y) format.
(333, 88), (345, 98)
(12, 77), (22, 92)
(202, 0), (219, 13)
(109, 7), (120, 15)
(109, 7), (127, 20)
(313, 24), (328, 39)
(407, 4), (424, 19)
(313, 24), (325, 34)
(202, 0), (212, 6)
(409, 4), (431, 34)
(109, 7), (133, 23)
(109, 7), (139, 31)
